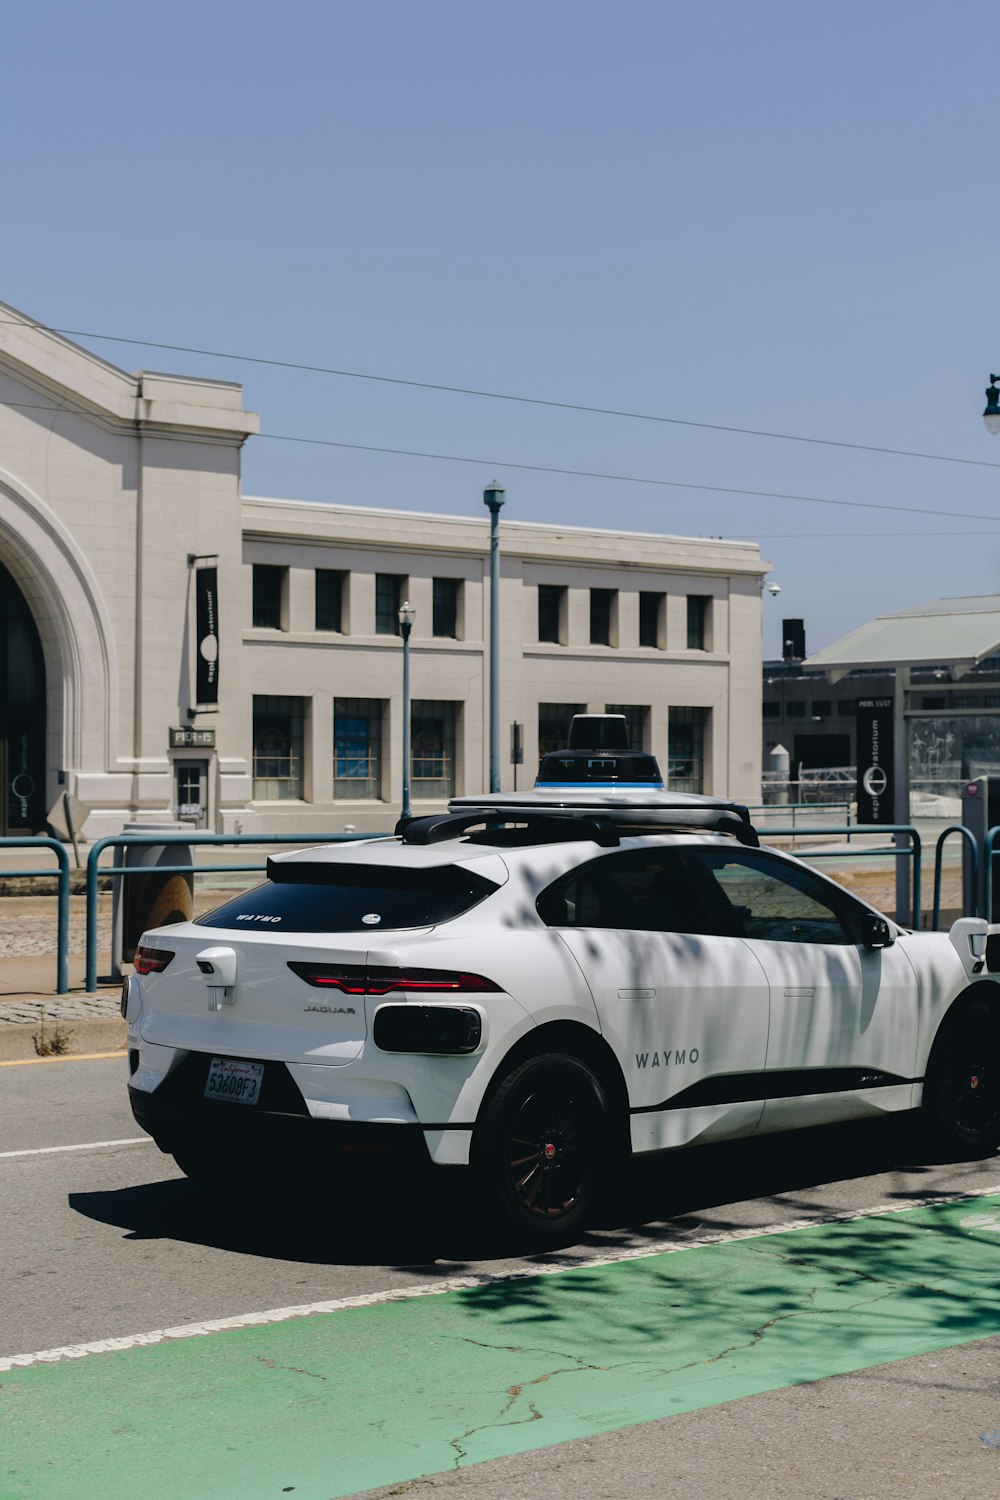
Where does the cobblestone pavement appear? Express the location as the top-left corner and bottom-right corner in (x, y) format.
(0, 994), (122, 1023)
(0, 912), (90, 959)
(0, 911), (122, 1023)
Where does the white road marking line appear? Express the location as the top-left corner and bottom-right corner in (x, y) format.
(3, 1180), (1000, 1373)
(0, 1137), (152, 1160)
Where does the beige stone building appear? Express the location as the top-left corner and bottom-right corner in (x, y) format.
(0, 301), (768, 840)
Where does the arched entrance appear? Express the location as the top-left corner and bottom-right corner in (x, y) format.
(1, 561), (46, 833)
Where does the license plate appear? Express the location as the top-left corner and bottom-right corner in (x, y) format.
(204, 1057), (264, 1106)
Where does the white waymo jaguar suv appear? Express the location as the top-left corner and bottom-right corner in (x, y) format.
(124, 789), (1000, 1243)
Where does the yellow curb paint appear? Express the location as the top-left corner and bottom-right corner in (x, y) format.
(0, 1049), (126, 1067)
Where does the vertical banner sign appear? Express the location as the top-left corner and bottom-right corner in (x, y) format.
(195, 566), (220, 704)
(856, 697), (894, 825)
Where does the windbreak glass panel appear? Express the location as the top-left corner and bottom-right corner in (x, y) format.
(196, 863), (498, 933)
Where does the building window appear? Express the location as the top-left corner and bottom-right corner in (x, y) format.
(812, 700), (832, 719)
(411, 700), (458, 799)
(667, 707), (707, 794)
(334, 698), (384, 799)
(787, 701), (806, 718)
(538, 702), (586, 756)
(375, 574), (404, 635)
(432, 578), (460, 638)
(921, 695), (947, 710)
(590, 589), (616, 646)
(762, 701), (781, 719)
(315, 570), (345, 632)
(252, 565), (285, 629)
(687, 595), (711, 650)
(639, 591), (664, 648)
(538, 585), (565, 644)
(252, 696), (305, 799)
(605, 704), (648, 752)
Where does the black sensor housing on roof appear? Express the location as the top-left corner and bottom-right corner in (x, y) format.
(567, 714), (630, 751)
(536, 713), (665, 787)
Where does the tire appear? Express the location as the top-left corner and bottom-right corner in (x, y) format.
(474, 1053), (610, 1244)
(923, 997), (1000, 1157)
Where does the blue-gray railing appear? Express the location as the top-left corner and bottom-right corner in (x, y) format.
(763, 824), (921, 928)
(0, 837), (71, 994)
(0, 818), (976, 1000)
(84, 832), (386, 993)
(748, 800), (853, 829)
(931, 825), (979, 930)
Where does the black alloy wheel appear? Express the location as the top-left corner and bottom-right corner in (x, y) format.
(476, 1053), (610, 1243)
(925, 1000), (1000, 1156)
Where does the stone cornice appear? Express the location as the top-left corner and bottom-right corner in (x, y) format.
(242, 497), (768, 576)
(0, 301), (258, 441)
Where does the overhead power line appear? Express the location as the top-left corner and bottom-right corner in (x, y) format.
(3, 315), (999, 473)
(2, 393), (998, 525)
(255, 431), (1000, 523)
(752, 529), (1000, 539)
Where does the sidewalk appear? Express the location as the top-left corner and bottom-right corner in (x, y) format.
(0, 953), (125, 1061)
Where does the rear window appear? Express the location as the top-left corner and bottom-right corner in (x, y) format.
(195, 861), (498, 933)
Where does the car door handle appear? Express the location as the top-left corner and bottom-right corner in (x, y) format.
(783, 987), (817, 998)
(618, 988), (656, 999)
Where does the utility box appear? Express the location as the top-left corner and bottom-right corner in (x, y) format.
(962, 778), (1000, 918)
(112, 821), (194, 970)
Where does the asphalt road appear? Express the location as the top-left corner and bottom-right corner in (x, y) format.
(4, 1056), (1000, 1498)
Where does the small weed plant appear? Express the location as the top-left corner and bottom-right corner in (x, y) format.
(33, 1008), (73, 1057)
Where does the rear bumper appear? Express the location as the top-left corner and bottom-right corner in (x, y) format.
(128, 1051), (432, 1164)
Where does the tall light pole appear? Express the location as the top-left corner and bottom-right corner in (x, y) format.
(398, 599), (415, 818)
(483, 481), (506, 793)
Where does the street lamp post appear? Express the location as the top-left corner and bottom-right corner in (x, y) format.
(398, 599), (415, 819)
(483, 481), (506, 793)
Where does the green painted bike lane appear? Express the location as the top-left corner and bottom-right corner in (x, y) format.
(6, 1195), (1000, 1500)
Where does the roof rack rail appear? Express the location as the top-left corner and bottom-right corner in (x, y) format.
(395, 810), (620, 847)
(447, 794), (760, 848)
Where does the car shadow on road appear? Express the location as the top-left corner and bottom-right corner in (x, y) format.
(68, 1113), (996, 1271)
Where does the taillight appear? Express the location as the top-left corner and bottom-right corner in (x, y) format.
(133, 945), (175, 975)
(287, 962), (500, 995)
(287, 964), (368, 993)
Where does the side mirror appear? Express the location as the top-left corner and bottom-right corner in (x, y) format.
(860, 913), (893, 949)
(949, 917), (991, 975)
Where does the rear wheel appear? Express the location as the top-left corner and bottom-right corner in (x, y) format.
(924, 998), (1000, 1156)
(474, 1053), (610, 1244)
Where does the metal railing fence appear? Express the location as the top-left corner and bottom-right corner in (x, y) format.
(930, 825), (979, 929)
(762, 824), (921, 929)
(2, 817), (981, 999)
(0, 838), (71, 993)
(748, 801), (853, 831)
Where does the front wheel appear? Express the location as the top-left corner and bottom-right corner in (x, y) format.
(474, 1053), (611, 1245)
(923, 998), (1000, 1157)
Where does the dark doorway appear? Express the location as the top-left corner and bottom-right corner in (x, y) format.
(1, 563), (46, 833)
(793, 732), (851, 772)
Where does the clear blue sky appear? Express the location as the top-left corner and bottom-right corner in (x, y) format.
(4, 0), (999, 658)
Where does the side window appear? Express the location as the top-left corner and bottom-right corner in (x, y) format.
(692, 850), (865, 945)
(537, 850), (723, 934)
